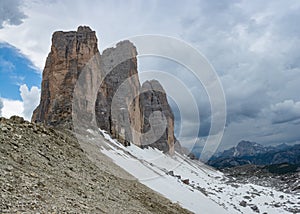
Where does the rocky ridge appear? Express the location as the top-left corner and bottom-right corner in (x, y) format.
(32, 26), (179, 155)
(208, 140), (300, 168)
(0, 116), (191, 213)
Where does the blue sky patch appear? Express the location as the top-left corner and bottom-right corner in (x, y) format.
(0, 42), (41, 100)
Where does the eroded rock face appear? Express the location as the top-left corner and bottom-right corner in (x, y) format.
(32, 26), (179, 154)
(139, 80), (175, 155)
(95, 41), (141, 146)
(32, 26), (99, 128)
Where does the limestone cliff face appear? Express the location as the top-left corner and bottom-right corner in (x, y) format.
(139, 80), (175, 155)
(95, 41), (141, 146)
(32, 26), (99, 128)
(32, 26), (179, 155)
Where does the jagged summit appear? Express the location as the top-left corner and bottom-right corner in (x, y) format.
(77, 25), (93, 32)
(32, 26), (178, 155)
(102, 40), (137, 55)
(51, 26), (97, 53)
(52, 26), (94, 35)
(142, 80), (165, 93)
(208, 140), (300, 169)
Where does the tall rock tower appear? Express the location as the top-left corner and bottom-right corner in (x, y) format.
(139, 80), (175, 154)
(95, 41), (141, 146)
(32, 26), (99, 128)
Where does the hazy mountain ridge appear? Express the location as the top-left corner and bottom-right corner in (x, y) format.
(207, 140), (300, 170)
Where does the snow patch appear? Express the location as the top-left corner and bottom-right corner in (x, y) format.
(98, 129), (299, 214)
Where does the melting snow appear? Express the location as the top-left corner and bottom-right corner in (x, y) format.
(98, 129), (299, 214)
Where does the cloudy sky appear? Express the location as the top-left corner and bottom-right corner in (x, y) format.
(0, 0), (299, 151)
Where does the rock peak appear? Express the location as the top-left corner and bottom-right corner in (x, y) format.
(102, 39), (137, 59)
(142, 80), (165, 93)
(139, 79), (175, 154)
(77, 25), (93, 32)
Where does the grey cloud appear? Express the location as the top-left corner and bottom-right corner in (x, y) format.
(179, 1), (300, 146)
(225, 83), (268, 124)
(271, 100), (300, 124)
(0, 0), (26, 28)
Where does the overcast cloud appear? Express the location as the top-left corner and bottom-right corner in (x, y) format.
(1, 98), (23, 119)
(0, 0), (299, 150)
(0, 0), (26, 28)
(19, 84), (40, 120)
(271, 100), (300, 124)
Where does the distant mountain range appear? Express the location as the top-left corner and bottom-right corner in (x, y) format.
(207, 140), (300, 170)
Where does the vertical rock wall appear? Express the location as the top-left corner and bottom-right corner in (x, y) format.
(139, 80), (175, 154)
(32, 26), (99, 128)
(95, 41), (141, 146)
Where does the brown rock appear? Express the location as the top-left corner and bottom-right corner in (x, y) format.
(32, 26), (99, 128)
(182, 179), (190, 185)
